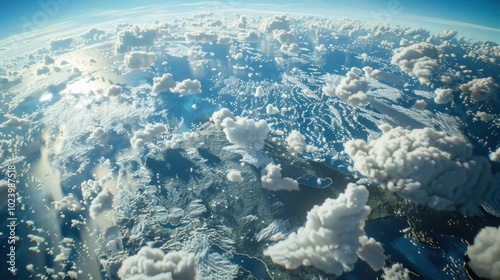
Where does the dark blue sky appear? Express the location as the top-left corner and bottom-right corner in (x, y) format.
(0, 0), (499, 41)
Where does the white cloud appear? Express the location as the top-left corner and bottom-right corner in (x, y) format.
(466, 226), (500, 280)
(210, 108), (235, 127)
(344, 126), (495, 216)
(152, 73), (175, 94)
(89, 188), (113, 219)
(280, 43), (300, 54)
(324, 67), (369, 107)
(118, 247), (196, 280)
(412, 99), (427, 110)
(459, 77), (499, 102)
(476, 112), (494, 122)
(434, 88), (453, 104)
(382, 263), (410, 280)
(185, 32), (217, 43)
(264, 183), (385, 275)
(0, 114), (30, 128)
(391, 42), (440, 84)
(234, 16), (248, 29)
(217, 34), (233, 44)
(260, 163), (299, 191)
(221, 116), (270, 150)
(266, 104), (280, 115)
(260, 15), (290, 33)
(106, 85), (122, 96)
(50, 38), (73, 50)
(286, 130), (318, 154)
(227, 170), (244, 183)
(273, 30), (296, 44)
(237, 31), (260, 42)
(254, 86), (265, 97)
(363, 66), (401, 84)
(130, 123), (168, 150)
(171, 79), (202, 96)
(124, 51), (156, 70)
(490, 148), (500, 162)
(115, 26), (157, 53)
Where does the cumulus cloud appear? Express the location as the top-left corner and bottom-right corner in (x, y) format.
(459, 77), (498, 102)
(227, 170), (244, 183)
(50, 38), (73, 50)
(286, 130), (318, 154)
(490, 148), (500, 162)
(237, 31), (260, 42)
(124, 51), (156, 70)
(254, 86), (265, 97)
(280, 43), (300, 54)
(266, 104), (280, 115)
(217, 34), (233, 44)
(118, 247), (196, 280)
(391, 42), (440, 84)
(363, 66), (401, 84)
(260, 15), (290, 33)
(260, 163), (299, 191)
(185, 32), (217, 43)
(0, 114), (30, 128)
(234, 16), (248, 29)
(382, 263), (410, 280)
(210, 108), (235, 127)
(152, 73), (176, 94)
(87, 127), (105, 142)
(89, 188), (113, 219)
(221, 116), (270, 150)
(412, 99), (427, 110)
(264, 183), (385, 275)
(344, 126), (495, 216)
(466, 226), (500, 280)
(106, 85), (122, 96)
(434, 88), (453, 104)
(323, 67), (369, 107)
(476, 112), (494, 122)
(130, 123), (168, 150)
(273, 30), (296, 44)
(115, 26), (157, 53)
(171, 79), (202, 96)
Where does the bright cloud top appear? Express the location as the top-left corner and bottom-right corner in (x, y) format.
(260, 163), (299, 191)
(460, 77), (499, 103)
(466, 226), (500, 280)
(391, 42), (440, 84)
(264, 183), (385, 275)
(344, 126), (495, 216)
(171, 79), (202, 96)
(323, 67), (369, 107)
(130, 123), (168, 150)
(286, 130), (319, 154)
(210, 108), (235, 127)
(118, 247), (196, 280)
(125, 51), (156, 70)
(221, 116), (270, 150)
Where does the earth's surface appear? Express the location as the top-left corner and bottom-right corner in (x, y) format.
(1, 1), (500, 280)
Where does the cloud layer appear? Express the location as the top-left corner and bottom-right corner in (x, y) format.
(264, 183), (385, 275)
(221, 117), (270, 150)
(467, 226), (500, 280)
(344, 126), (495, 216)
(118, 247), (196, 280)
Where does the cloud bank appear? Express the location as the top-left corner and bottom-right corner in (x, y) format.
(466, 226), (500, 280)
(260, 163), (299, 191)
(391, 42), (440, 84)
(323, 67), (369, 107)
(264, 183), (385, 275)
(221, 117), (270, 150)
(118, 247), (196, 280)
(344, 126), (495, 216)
